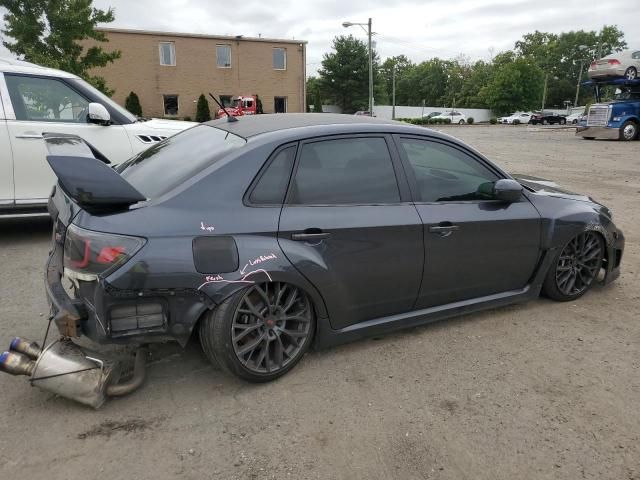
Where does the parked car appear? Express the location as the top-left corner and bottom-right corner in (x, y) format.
(422, 111), (442, 119)
(354, 111), (374, 116)
(19, 113), (623, 386)
(565, 111), (586, 124)
(431, 111), (467, 124)
(0, 58), (195, 214)
(529, 112), (567, 125)
(588, 50), (640, 80)
(498, 112), (532, 124)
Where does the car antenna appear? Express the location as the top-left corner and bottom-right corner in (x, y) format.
(208, 92), (238, 122)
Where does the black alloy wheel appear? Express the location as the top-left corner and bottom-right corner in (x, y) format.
(200, 282), (314, 382)
(543, 231), (604, 301)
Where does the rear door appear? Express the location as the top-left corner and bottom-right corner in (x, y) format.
(3, 73), (132, 205)
(395, 135), (541, 308)
(277, 135), (424, 330)
(0, 74), (14, 208)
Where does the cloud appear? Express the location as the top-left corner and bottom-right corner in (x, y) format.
(1, 0), (638, 76)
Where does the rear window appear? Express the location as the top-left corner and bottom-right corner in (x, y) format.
(118, 125), (245, 199)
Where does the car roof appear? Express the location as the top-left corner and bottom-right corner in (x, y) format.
(0, 57), (77, 78)
(206, 113), (435, 139)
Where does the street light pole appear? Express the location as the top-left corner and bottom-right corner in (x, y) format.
(391, 63), (396, 120)
(367, 17), (373, 116)
(574, 59), (585, 107)
(342, 18), (374, 115)
(541, 73), (548, 112)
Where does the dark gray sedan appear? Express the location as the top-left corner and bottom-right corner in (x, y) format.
(42, 114), (624, 382)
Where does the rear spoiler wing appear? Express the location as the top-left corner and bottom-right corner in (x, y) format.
(44, 133), (146, 213)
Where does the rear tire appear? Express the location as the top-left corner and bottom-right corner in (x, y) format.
(624, 66), (637, 80)
(542, 232), (604, 302)
(199, 282), (315, 382)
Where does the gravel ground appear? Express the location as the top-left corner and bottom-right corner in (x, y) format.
(0, 125), (638, 480)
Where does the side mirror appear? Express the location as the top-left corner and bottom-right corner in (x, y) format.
(87, 103), (111, 125)
(493, 179), (523, 202)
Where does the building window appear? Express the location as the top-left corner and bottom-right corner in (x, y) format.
(274, 96), (287, 113)
(159, 42), (176, 66)
(216, 45), (231, 68)
(273, 48), (286, 70)
(163, 94), (179, 116)
(220, 95), (232, 107)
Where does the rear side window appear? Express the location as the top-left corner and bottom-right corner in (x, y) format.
(289, 137), (400, 205)
(249, 145), (296, 205)
(118, 125), (245, 199)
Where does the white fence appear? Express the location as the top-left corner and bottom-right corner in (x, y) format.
(373, 105), (494, 122)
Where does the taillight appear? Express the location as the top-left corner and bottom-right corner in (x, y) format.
(63, 224), (145, 280)
(607, 59), (621, 65)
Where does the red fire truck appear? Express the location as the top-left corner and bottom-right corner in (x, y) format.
(215, 95), (263, 119)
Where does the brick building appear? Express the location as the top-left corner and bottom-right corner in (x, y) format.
(88, 28), (307, 119)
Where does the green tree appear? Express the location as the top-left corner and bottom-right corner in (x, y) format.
(380, 55), (414, 105)
(195, 94), (211, 122)
(124, 91), (142, 116)
(0, 0), (121, 95)
(313, 88), (323, 113)
(319, 35), (381, 113)
(479, 56), (544, 115)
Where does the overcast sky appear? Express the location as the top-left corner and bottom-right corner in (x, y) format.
(1, 0), (638, 75)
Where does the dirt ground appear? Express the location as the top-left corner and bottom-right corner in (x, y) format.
(0, 125), (638, 480)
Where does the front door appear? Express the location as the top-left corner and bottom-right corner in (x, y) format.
(278, 136), (424, 330)
(274, 97), (287, 113)
(3, 73), (132, 204)
(395, 136), (542, 308)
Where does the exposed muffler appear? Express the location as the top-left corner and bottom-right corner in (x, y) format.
(0, 337), (147, 409)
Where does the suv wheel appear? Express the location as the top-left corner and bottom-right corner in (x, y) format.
(200, 282), (315, 382)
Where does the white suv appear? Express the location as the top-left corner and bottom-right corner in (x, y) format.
(0, 58), (195, 214)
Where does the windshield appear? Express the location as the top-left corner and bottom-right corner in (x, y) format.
(117, 125), (246, 199)
(613, 89), (640, 101)
(70, 77), (137, 123)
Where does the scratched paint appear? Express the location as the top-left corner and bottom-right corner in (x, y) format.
(198, 269), (273, 290)
(200, 221), (215, 232)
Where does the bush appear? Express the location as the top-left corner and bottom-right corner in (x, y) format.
(489, 117), (498, 124)
(444, 118), (451, 124)
(183, 116), (192, 121)
(124, 91), (142, 116)
(467, 117), (474, 125)
(196, 94), (211, 122)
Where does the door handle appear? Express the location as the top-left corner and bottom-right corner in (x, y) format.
(15, 134), (43, 139)
(291, 229), (331, 241)
(428, 223), (459, 237)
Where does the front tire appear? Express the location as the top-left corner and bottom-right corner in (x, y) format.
(620, 121), (638, 141)
(200, 282), (315, 382)
(542, 232), (605, 301)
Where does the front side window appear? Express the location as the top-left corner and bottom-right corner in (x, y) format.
(289, 137), (400, 205)
(118, 125), (246, 199)
(399, 138), (499, 202)
(159, 42), (176, 66)
(273, 48), (286, 70)
(5, 74), (89, 122)
(163, 94), (178, 116)
(217, 45), (231, 68)
(249, 146), (296, 205)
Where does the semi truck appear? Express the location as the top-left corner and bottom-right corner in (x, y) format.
(576, 78), (640, 141)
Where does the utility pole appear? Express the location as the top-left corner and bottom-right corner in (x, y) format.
(574, 60), (585, 107)
(391, 64), (396, 120)
(541, 73), (549, 112)
(367, 17), (373, 115)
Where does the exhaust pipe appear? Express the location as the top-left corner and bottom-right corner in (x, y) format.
(0, 337), (147, 409)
